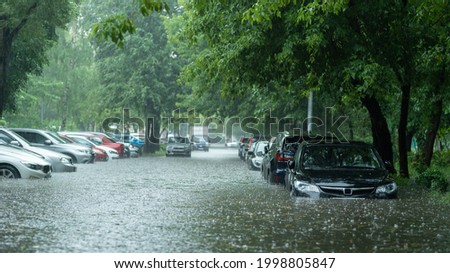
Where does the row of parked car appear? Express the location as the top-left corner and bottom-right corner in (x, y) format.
(238, 132), (398, 199)
(0, 127), (144, 179)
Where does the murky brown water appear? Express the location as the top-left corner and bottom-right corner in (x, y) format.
(0, 147), (448, 252)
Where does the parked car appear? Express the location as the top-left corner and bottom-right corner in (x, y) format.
(262, 132), (303, 184)
(62, 132), (127, 158)
(191, 136), (209, 152)
(261, 136), (276, 179)
(286, 140), (398, 199)
(0, 142), (52, 179)
(0, 128), (76, 172)
(238, 136), (250, 159)
(246, 140), (269, 170)
(110, 132), (142, 156)
(130, 134), (145, 149)
(60, 134), (119, 161)
(166, 136), (191, 157)
(10, 128), (95, 164)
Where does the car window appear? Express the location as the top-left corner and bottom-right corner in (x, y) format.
(72, 137), (93, 147)
(89, 137), (103, 145)
(0, 132), (13, 144)
(302, 145), (382, 170)
(20, 132), (49, 144)
(45, 132), (66, 144)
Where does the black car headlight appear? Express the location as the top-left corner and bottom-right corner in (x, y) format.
(376, 182), (397, 194)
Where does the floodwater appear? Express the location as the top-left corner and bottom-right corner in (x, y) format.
(0, 147), (448, 253)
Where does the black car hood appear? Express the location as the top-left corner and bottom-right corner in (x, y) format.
(302, 169), (388, 186)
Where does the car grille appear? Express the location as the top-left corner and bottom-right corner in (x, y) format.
(319, 186), (375, 196)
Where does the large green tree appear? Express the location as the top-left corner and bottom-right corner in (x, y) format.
(0, 0), (76, 117)
(85, 0), (183, 153)
(179, 0), (449, 177)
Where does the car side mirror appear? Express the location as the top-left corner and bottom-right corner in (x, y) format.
(384, 161), (395, 174)
(288, 160), (295, 170)
(10, 140), (21, 147)
(44, 139), (53, 145)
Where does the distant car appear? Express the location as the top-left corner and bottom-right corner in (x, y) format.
(286, 140), (398, 199)
(246, 140), (269, 170)
(0, 142), (52, 179)
(191, 136), (209, 152)
(166, 136), (191, 157)
(10, 128), (95, 164)
(130, 134), (145, 149)
(0, 128), (76, 173)
(238, 136), (255, 160)
(225, 138), (239, 148)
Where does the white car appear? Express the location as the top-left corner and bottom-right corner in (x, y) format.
(0, 143), (52, 179)
(0, 128), (77, 172)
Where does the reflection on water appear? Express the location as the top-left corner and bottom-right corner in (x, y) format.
(0, 148), (448, 253)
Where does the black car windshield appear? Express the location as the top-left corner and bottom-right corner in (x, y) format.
(301, 145), (382, 170)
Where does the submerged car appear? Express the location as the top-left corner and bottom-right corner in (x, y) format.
(10, 128), (94, 164)
(0, 143), (52, 179)
(246, 140), (269, 170)
(0, 128), (76, 173)
(286, 140), (397, 199)
(166, 136), (191, 157)
(191, 136), (209, 152)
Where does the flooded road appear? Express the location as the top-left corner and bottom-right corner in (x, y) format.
(0, 147), (449, 253)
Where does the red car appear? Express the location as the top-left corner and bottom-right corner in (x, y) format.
(61, 132), (125, 158)
(59, 134), (109, 162)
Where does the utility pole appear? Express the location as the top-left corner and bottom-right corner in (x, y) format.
(307, 91), (313, 134)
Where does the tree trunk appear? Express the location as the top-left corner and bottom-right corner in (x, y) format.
(0, 28), (13, 118)
(398, 84), (411, 178)
(144, 101), (161, 154)
(421, 98), (443, 167)
(361, 95), (395, 171)
(421, 64), (445, 167)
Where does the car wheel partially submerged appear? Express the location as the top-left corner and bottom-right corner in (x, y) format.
(0, 165), (21, 179)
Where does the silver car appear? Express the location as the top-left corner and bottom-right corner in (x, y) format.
(10, 128), (94, 164)
(0, 143), (52, 179)
(0, 128), (77, 172)
(166, 136), (192, 157)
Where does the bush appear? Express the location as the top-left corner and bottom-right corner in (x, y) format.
(433, 150), (450, 167)
(416, 168), (449, 193)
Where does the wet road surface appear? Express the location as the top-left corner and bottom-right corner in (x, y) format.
(0, 147), (449, 252)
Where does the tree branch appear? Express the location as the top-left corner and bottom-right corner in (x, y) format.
(10, 2), (39, 38)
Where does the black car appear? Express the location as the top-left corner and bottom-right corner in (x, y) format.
(286, 140), (398, 199)
(262, 132), (306, 185)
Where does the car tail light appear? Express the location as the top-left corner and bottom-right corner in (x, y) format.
(276, 152), (290, 161)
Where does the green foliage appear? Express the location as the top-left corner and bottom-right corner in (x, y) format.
(90, 0), (170, 48)
(416, 168), (449, 193)
(91, 15), (136, 48)
(0, 0), (77, 114)
(433, 150), (450, 167)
